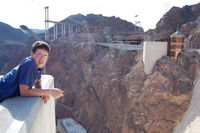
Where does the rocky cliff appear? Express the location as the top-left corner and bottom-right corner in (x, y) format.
(45, 42), (199, 133)
(145, 3), (200, 49)
(0, 42), (199, 132)
(181, 16), (200, 49)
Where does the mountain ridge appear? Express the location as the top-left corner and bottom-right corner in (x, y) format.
(145, 2), (200, 49)
(0, 22), (28, 44)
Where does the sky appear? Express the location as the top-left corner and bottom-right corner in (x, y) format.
(0, 0), (199, 31)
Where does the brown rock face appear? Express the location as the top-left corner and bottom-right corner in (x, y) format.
(46, 42), (145, 132)
(45, 42), (200, 133)
(145, 3), (200, 48)
(121, 54), (200, 133)
(176, 51), (200, 80)
(0, 43), (199, 133)
(181, 16), (200, 48)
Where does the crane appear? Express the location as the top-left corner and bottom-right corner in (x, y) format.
(20, 25), (41, 41)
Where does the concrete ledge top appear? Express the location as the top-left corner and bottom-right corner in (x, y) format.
(0, 75), (54, 133)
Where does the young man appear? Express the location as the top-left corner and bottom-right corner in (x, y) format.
(0, 41), (63, 103)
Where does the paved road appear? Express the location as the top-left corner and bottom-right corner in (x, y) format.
(95, 43), (143, 51)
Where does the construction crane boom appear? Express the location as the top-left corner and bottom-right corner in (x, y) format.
(20, 25), (41, 41)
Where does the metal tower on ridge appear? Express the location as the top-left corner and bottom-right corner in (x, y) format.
(44, 6), (81, 42)
(45, 6), (49, 42)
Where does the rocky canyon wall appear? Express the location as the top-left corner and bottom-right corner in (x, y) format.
(145, 3), (200, 49)
(0, 43), (200, 133)
(46, 42), (200, 133)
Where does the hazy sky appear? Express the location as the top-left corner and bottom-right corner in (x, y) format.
(0, 0), (199, 31)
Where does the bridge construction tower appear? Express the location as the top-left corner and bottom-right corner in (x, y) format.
(44, 6), (49, 42)
(44, 6), (81, 42)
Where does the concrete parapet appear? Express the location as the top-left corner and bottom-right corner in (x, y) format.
(0, 75), (56, 133)
(143, 41), (168, 75)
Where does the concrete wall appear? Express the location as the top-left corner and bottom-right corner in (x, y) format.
(143, 41), (168, 75)
(0, 75), (56, 133)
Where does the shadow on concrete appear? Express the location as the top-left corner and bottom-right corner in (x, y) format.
(0, 96), (42, 133)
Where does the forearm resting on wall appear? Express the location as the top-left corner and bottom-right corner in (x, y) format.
(20, 84), (64, 99)
(20, 84), (51, 97)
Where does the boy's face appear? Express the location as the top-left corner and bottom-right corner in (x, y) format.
(31, 49), (49, 68)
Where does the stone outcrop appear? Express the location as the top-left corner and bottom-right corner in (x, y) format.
(145, 2), (200, 49)
(46, 43), (145, 132)
(45, 42), (200, 133)
(121, 52), (200, 133)
(181, 16), (200, 48)
(0, 43), (199, 132)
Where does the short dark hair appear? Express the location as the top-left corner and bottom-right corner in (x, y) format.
(32, 41), (51, 53)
